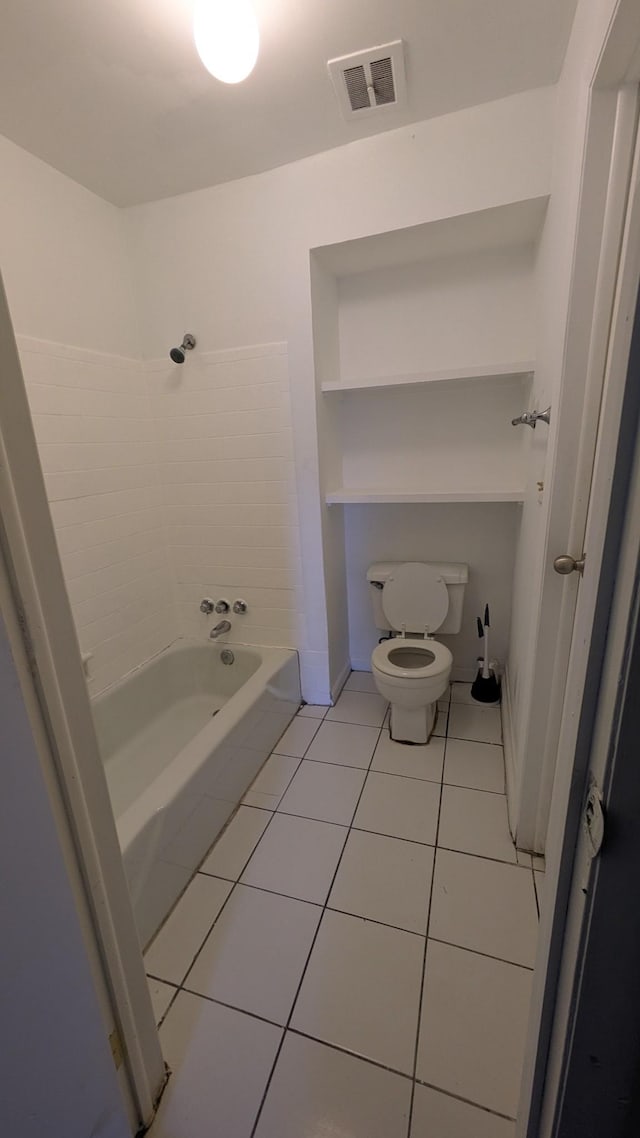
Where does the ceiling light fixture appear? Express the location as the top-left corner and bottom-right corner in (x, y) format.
(193, 0), (259, 84)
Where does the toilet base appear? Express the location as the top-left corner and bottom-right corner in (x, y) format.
(389, 701), (437, 746)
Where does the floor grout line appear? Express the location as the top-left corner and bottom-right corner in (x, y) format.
(150, 681), (528, 1133)
(406, 714), (447, 1137)
(248, 719), (387, 1138)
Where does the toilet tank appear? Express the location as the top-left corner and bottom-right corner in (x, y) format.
(367, 562), (469, 634)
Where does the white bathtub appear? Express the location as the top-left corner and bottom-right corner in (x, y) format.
(92, 639), (300, 947)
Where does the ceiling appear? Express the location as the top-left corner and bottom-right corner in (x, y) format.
(0, 0), (577, 207)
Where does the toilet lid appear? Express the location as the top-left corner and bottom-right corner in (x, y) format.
(381, 563), (449, 633)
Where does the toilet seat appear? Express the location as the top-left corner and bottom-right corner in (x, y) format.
(372, 636), (452, 680)
(381, 563), (449, 634)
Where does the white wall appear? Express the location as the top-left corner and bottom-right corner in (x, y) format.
(0, 137), (177, 693)
(0, 613), (129, 1138)
(344, 503), (520, 679)
(125, 85), (555, 700)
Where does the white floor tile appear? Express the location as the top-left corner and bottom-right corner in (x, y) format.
(144, 874), (232, 985)
(278, 760), (366, 826)
(450, 682), (477, 705)
(438, 785), (516, 863)
(185, 884), (321, 1025)
(411, 1084), (515, 1138)
(242, 752), (300, 811)
(305, 719), (379, 768)
(517, 849), (533, 868)
(329, 828), (434, 933)
(430, 849), (538, 967)
(255, 1032), (412, 1138)
(292, 909), (424, 1074)
(200, 806), (272, 881)
(274, 715), (322, 757)
(326, 689), (388, 727)
(372, 730), (445, 782)
(241, 813), (348, 903)
(151, 992), (282, 1138)
(345, 671), (379, 693)
(532, 855), (546, 871)
(147, 977), (176, 1025)
(354, 771), (440, 844)
(448, 702), (502, 744)
(417, 940), (532, 1118)
(297, 704), (329, 718)
(444, 738), (505, 793)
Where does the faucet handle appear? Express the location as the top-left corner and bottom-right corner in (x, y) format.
(233, 599), (248, 614)
(200, 598), (215, 614)
(215, 598), (230, 614)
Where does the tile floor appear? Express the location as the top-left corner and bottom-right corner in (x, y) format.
(146, 672), (544, 1138)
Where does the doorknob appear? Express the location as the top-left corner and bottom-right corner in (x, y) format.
(553, 554), (586, 576)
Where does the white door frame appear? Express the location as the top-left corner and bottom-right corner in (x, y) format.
(518, 11), (640, 1132)
(0, 272), (165, 1130)
(513, 0), (640, 853)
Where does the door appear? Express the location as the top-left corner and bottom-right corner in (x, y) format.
(518, 65), (640, 1137)
(514, 79), (640, 853)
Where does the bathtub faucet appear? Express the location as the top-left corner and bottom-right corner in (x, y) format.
(210, 620), (231, 640)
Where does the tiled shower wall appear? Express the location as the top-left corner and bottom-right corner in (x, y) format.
(19, 337), (303, 694)
(148, 342), (305, 652)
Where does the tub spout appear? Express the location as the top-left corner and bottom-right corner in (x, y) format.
(210, 620), (231, 639)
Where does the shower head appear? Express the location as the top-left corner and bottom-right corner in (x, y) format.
(170, 333), (196, 364)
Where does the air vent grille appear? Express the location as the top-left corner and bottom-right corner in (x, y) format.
(328, 40), (407, 121)
(370, 57), (395, 105)
(343, 65), (370, 112)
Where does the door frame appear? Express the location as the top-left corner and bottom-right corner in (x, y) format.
(513, 0), (640, 852)
(0, 272), (165, 1131)
(518, 8), (640, 1131)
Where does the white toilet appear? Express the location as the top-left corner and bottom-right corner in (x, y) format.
(367, 561), (469, 744)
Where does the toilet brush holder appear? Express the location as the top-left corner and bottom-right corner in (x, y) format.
(471, 606), (501, 704)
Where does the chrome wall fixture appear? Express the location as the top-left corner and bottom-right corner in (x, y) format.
(511, 406), (551, 429)
(170, 333), (196, 364)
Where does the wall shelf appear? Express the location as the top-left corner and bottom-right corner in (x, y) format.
(320, 360), (535, 394)
(326, 487), (526, 505)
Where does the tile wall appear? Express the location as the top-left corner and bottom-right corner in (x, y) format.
(19, 336), (176, 695)
(20, 337), (304, 694)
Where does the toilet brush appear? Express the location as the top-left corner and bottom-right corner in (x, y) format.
(471, 604), (501, 703)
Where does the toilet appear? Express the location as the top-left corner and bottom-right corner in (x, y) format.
(367, 561), (469, 744)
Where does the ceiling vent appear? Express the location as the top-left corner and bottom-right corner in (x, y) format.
(328, 40), (407, 121)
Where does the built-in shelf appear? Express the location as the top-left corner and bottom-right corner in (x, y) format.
(326, 487), (526, 505)
(320, 360), (535, 394)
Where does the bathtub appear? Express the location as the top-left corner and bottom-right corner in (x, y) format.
(92, 640), (300, 948)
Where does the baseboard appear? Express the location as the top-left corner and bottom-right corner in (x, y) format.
(330, 659), (352, 705)
(502, 664), (518, 841)
(350, 657), (372, 674)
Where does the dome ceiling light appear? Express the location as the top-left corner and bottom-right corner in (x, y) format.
(193, 0), (259, 84)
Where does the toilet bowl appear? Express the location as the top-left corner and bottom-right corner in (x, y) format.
(367, 561), (467, 745)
